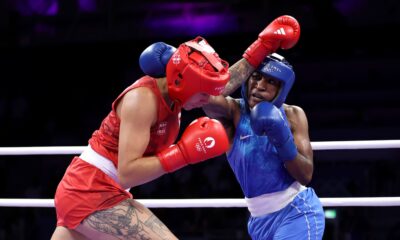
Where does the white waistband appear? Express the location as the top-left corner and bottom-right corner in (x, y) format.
(245, 181), (307, 217)
(79, 145), (123, 188)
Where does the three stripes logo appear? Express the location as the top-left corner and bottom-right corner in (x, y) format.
(274, 27), (286, 35)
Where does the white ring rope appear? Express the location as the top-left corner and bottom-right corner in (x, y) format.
(1, 197), (400, 208)
(1, 139), (399, 208)
(0, 140), (399, 155)
(0, 146), (86, 155)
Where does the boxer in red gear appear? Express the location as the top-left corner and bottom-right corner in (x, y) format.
(51, 37), (230, 240)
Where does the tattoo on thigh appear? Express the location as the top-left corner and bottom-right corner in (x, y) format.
(144, 214), (170, 237)
(85, 200), (171, 239)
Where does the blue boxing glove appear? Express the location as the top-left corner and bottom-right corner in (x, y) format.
(139, 42), (176, 78)
(250, 101), (297, 162)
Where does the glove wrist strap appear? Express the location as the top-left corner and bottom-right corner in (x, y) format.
(243, 39), (272, 68)
(157, 145), (187, 173)
(275, 136), (298, 162)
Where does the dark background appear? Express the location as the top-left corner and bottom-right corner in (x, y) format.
(1, 0), (400, 239)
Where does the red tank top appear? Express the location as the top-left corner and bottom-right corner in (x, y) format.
(89, 76), (181, 166)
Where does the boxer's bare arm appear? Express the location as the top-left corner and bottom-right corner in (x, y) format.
(284, 104), (314, 185)
(222, 58), (255, 97)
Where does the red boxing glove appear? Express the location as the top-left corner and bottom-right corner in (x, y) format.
(157, 117), (229, 173)
(243, 15), (301, 68)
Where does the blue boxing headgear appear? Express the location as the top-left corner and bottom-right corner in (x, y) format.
(241, 53), (295, 108)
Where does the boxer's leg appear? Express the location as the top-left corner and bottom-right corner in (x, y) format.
(75, 199), (178, 240)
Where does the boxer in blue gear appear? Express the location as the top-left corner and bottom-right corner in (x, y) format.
(203, 53), (325, 240)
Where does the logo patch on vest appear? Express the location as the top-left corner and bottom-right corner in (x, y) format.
(156, 122), (167, 135)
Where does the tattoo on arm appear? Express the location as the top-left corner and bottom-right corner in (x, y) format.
(222, 58), (255, 97)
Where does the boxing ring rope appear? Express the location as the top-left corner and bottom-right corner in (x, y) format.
(0, 140), (399, 155)
(1, 139), (400, 208)
(1, 197), (400, 208)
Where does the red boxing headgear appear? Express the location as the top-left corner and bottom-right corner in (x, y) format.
(166, 36), (230, 105)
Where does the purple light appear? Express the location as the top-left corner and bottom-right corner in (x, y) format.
(13, 0), (58, 16)
(144, 3), (237, 36)
(78, 0), (96, 13)
(333, 0), (364, 16)
(147, 14), (237, 36)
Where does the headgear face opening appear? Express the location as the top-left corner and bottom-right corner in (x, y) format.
(166, 36), (230, 106)
(256, 53), (295, 108)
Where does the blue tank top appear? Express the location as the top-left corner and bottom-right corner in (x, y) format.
(226, 99), (295, 198)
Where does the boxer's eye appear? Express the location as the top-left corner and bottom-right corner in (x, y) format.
(268, 79), (279, 86)
(251, 72), (262, 81)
